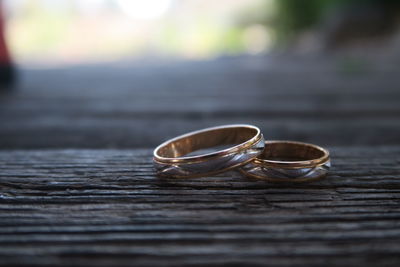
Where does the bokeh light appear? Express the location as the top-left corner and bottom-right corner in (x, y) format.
(3, 0), (273, 65)
(116, 0), (171, 20)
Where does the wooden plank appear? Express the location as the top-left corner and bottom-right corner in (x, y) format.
(0, 146), (400, 266)
(1, 57), (400, 149)
(1, 117), (399, 148)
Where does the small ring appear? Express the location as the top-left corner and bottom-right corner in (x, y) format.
(239, 140), (330, 182)
(153, 124), (264, 178)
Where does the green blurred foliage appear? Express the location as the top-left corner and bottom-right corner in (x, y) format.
(272, 0), (399, 44)
(12, 1), (71, 55)
(273, 0), (340, 43)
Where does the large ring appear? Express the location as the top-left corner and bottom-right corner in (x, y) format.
(239, 140), (330, 182)
(153, 124), (264, 178)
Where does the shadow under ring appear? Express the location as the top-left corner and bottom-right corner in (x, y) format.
(153, 124), (265, 178)
(239, 140), (330, 183)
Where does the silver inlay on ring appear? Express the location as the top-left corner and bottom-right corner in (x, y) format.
(239, 140), (330, 182)
(153, 124), (264, 178)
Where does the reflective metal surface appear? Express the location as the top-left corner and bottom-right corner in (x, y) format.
(240, 140), (330, 182)
(154, 124), (264, 178)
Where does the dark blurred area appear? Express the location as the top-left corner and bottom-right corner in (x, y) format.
(1, 0), (400, 149)
(274, 0), (400, 49)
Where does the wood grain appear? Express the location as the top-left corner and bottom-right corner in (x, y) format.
(0, 146), (400, 266)
(1, 56), (400, 266)
(1, 56), (399, 149)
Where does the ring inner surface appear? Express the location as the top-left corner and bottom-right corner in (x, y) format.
(262, 142), (324, 162)
(157, 127), (257, 158)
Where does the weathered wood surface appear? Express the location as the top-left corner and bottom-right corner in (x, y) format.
(1, 56), (400, 266)
(0, 147), (400, 266)
(0, 56), (399, 148)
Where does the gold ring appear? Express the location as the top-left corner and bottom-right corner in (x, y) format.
(153, 124), (264, 178)
(239, 140), (330, 182)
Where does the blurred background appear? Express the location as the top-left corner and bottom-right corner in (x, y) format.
(4, 0), (400, 65)
(5, 0), (274, 64)
(0, 0), (400, 149)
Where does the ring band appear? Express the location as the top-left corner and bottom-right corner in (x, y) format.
(153, 124), (264, 178)
(239, 140), (330, 182)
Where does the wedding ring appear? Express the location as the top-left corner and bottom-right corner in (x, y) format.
(153, 124), (264, 178)
(240, 140), (330, 182)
